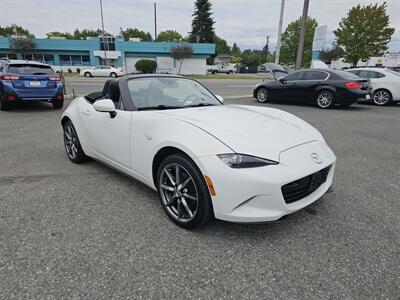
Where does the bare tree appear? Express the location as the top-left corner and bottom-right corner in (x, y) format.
(170, 44), (193, 74)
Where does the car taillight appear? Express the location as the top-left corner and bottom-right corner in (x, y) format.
(345, 81), (363, 89)
(1, 74), (20, 81)
(49, 76), (62, 82)
(56, 94), (63, 101)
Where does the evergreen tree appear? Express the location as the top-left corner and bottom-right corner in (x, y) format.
(231, 43), (241, 56)
(189, 0), (215, 43)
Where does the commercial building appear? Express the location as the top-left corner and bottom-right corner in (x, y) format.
(0, 35), (215, 75)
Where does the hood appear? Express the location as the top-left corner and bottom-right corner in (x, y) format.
(159, 105), (322, 161)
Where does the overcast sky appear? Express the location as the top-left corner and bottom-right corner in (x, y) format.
(1, 0), (399, 51)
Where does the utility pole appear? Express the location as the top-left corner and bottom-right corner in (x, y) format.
(99, 0), (107, 65)
(154, 3), (157, 40)
(264, 36), (270, 62)
(295, 0), (310, 69)
(275, 0), (285, 64)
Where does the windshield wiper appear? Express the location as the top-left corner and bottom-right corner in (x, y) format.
(138, 105), (185, 111)
(187, 103), (217, 108)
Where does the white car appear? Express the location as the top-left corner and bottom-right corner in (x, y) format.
(61, 75), (336, 229)
(347, 68), (400, 105)
(80, 65), (124, 78)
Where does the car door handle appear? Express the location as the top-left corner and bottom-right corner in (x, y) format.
(81, 109), (90, 116)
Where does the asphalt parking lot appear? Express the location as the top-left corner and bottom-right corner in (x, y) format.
(0, 78), (399, 299)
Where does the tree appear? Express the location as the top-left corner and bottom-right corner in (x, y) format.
(135, 60), (157, 73)
(9, 35), (36, 54)
(120, 27), (152, 41)
(189, 0), (215, 43)
(73, 29), (103, 39)
(231, 43), (241, 56)
(334, 2), (394, 67)
(319, 46), (345, 64)
(214, 35), (231, 55)
(170, 44), (193, 74)
(46, 31), (73, 39)
(241, 49), (267, 67)
(280, 17), (318, 67)
(0, 24), (32, 37)
(157, 30), (183, 42)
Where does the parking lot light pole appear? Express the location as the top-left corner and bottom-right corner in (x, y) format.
(99, 0), (107, 65)
(275, 0), (285, 64)
(295, 0), (310, 69)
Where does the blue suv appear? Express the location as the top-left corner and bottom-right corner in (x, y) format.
(0, 59), (64, 111)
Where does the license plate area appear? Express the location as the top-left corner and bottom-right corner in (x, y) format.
(29, 81), (41, 87)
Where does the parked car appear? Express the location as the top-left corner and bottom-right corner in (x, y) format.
(258, 63), (288, 79)
(347, 68), (400, 106)
(207, 64), (235, 74)
(254, 68), (371, 109)
(61, 74), (336, 229)
(80, 65), (124, 78)
(0, 59), (64, 111)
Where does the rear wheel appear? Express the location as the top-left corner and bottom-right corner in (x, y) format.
(84, 72), (92, 78)
(256, 88), (268, 103)
(53, 100), (64, 109)
(63, 121), (88, 163)
(316, 91), (335, 109)
(0, 95), (12, 111)
(157, 154), (212, 229)
(373, 89), (392, 106)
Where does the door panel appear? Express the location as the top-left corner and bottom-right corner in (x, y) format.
(80, 102), (132, 168)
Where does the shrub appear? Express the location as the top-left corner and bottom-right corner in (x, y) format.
(76, 68), (81, 73)
(135, 59), (157, 74)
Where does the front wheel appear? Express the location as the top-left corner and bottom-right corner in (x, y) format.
(110, 72), (118, 78)
(316, 91), (335, 109)
(84, 72), (92, 78)
(373, 89), (392, 106)
(63, 121), (88, 163)
(256, 88), (268, 103)
(157, 154), (213, 229)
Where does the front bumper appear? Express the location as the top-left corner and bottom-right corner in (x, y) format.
(198, 140), (336, 223)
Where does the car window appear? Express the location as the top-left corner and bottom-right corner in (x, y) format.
(347, 70), (360, 76)
(284, 71), (303, 81)
(7, 64), (54, 75)
(368, 71), (385, 78)
(303, 71), (329, 80)
(127, 77), (221, 110)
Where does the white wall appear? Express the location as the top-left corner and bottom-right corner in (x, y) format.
(178, 58), (207, 75)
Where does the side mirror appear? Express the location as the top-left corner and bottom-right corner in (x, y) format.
(215, 95), (224, 103)
(93, 99), (117, 118)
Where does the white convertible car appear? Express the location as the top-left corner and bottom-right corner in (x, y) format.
(61, 75), (336, 228)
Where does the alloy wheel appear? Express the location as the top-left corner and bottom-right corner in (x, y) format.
(373, 90), (390, 105)
(317, 91), (333, 108)
(159, 163), (199, 223)
(64, 124), (79, 160)
(257, 88), (268, 103)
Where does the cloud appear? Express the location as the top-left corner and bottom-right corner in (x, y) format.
(0, 0), (399, 51)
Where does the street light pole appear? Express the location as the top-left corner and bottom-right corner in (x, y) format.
(275, 0), (285, 64)
(154, 3), (158, 40)
(99, 0), (107, 65)
(295, 0), (310, 69)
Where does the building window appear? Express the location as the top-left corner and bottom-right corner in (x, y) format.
(60, 55), (90, 66)
(22, 53), (55, 65)
(100, 34), (116, 51)
(0, 53), (17, 60)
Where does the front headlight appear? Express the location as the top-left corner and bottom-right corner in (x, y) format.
(217, 153), (278, 168)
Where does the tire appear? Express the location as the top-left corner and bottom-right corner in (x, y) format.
(0, 95), (12, 111)
(228, 71), (233, 74)
(53, 100), (64, 109)
(157, 154), (213, 229)
(212, 71), (217, 75)
(373, 89), (392, 106)
(110, 72), (118, 78)
(84, 72), (92, 78)
(256, 87), (269, 103)
(316, 90), (335, 109)
(63, 121), (88, 163)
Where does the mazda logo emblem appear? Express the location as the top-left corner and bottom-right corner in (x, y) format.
(311, 153), (323, 164)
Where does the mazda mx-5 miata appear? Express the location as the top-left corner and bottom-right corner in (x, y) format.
(61, 75), (336, 228)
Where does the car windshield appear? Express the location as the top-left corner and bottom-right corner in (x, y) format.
(7, 64), (54, 75)
(127, 77), (222, 110)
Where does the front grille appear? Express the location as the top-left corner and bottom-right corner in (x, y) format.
(281, 166), (331, 204)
